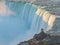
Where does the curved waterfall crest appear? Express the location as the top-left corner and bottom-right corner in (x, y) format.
(0, 2), (57, 45)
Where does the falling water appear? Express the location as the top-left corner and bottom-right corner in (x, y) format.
(21, 3), (31, 21)
(0, 2), (56, 45)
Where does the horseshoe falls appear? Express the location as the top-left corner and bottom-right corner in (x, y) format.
(0, 2), (56, 45)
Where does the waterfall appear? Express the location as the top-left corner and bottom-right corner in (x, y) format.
(6, 2), (55, 32)
(21, 3), (31, 21)
(0, 2), (56, 45)
(20, 3), (55, 33)
(27, 5), (37, 28)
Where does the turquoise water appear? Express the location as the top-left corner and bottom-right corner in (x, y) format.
(0, 2), (49, 45)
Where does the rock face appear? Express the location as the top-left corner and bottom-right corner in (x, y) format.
(33, 29), (48, 41)
(18, 41), (29, 45)
(18, 29), (47, 45)
(18, 29), (60, 45)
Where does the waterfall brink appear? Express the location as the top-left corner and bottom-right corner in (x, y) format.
(6, 2), (56, 31)
(20, 2), (56, 32)
(0, 2), (56, 45)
